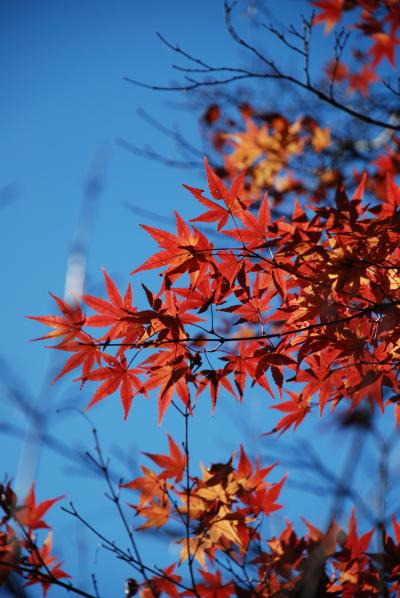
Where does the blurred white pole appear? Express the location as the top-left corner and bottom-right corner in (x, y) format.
(16, 147), (108, 497)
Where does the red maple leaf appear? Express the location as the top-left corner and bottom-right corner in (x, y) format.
(195, 367), (238, 412)
(313, 0), (343, 33)
(267, 395), (310, 435)
(141, 565), (182, 598)
(27, 294), (85, 343)
(223, 193), (272, 249)
(139, 348), (194, 424)
(344, 509), (374, 560)
(83, 268), (143, 343)
(143, 434), (186, 483)
(132, 211), (213, 286)
(369, 31), (400, 67)
(188, 158), (250, 231)
(80, 353), (145, 419)
(347, 65), (380, 96)
(240, 475), (286, 516)
(182, 570), (234, 597)
(16, 484), (64, 531)
(26, 532), (70, 597)
(222, 341), (274, 398)
(50, 333), (102, 384)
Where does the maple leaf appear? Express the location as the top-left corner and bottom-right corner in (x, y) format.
(302, 518), (342, 556)
(186, 184), (232, 231)
(347, 65), (379, 96)
(196, 460), (236, 498)
(179, 536), (211, 568)
(385, 173), (400, 214)
(143, 433), (186, 483)
(27, 293), (85, 343)
(195, 367), (238, 412)
(254, 348), (295, 397)
(313, 0), (343, 33)
(239, 473), (286, 517)
(267, 396), (310, 434)
(222, 114), (305, 194)
(223, 193), (271, 249)
(16, 484), (64, 531)
(50, 333), (102, 384)
(0, 528), (20, 587)
(310, 125), (331, 152)
(182, 570), (234, 597)
(136, 288), (205, 343)
(83, 268), (143, 343)
(141, 565), (182, 598)
(369, 31), (400, 67)
(173, 278), (220, 316)
(235, 445), (277, 492)
(395, 403), (400, 430)
(325, 58), (348, 82)
(214, 251), (244, 291)
(139, 348), (194, 424)
(187, 158), (248, 231)
(0, 483), (18, 526)
(344, 508), (374, 560)
(236, 444), (252, 479)
(222, 341), (274, 398)
(136, 500), (170, 530)
(132, 211), (213, 286)
(391, 514), (400, 544)
(223, 284), (274, 325)
(121, 465), (170, 507)
(204, 157), (245, 209)
(26, 532), (70, 597)
(79, 353), (145, 419)
(292, 351), (342, 415)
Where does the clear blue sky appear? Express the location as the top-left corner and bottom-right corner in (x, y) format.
(0, 2), (392, 596)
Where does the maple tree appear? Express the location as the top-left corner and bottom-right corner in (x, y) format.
(3, 0), (400, 596)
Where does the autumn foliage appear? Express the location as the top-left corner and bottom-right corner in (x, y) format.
(2, 1), (400, 596)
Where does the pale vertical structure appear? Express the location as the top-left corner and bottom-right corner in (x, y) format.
(16, 148), (108, 497)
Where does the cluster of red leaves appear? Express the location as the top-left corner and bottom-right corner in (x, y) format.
(201, 111), (400, 223)
(27, 157), (400, 595)
(120, 437), (400, 597)
(29, 159), (400, 432)
(17, 2), (400, 596)
(0, 482), (69, 595)
(122, 443), (285, 568)
(362, 133), (400, 205)
(201, 101), (400, 217)
(203, 105), (333, 204)
(314, 0), (400, 95)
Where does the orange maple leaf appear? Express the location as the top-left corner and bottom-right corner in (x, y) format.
(135, 501), (170, 530)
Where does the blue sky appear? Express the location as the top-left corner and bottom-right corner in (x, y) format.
(1, 2), (396, 596)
